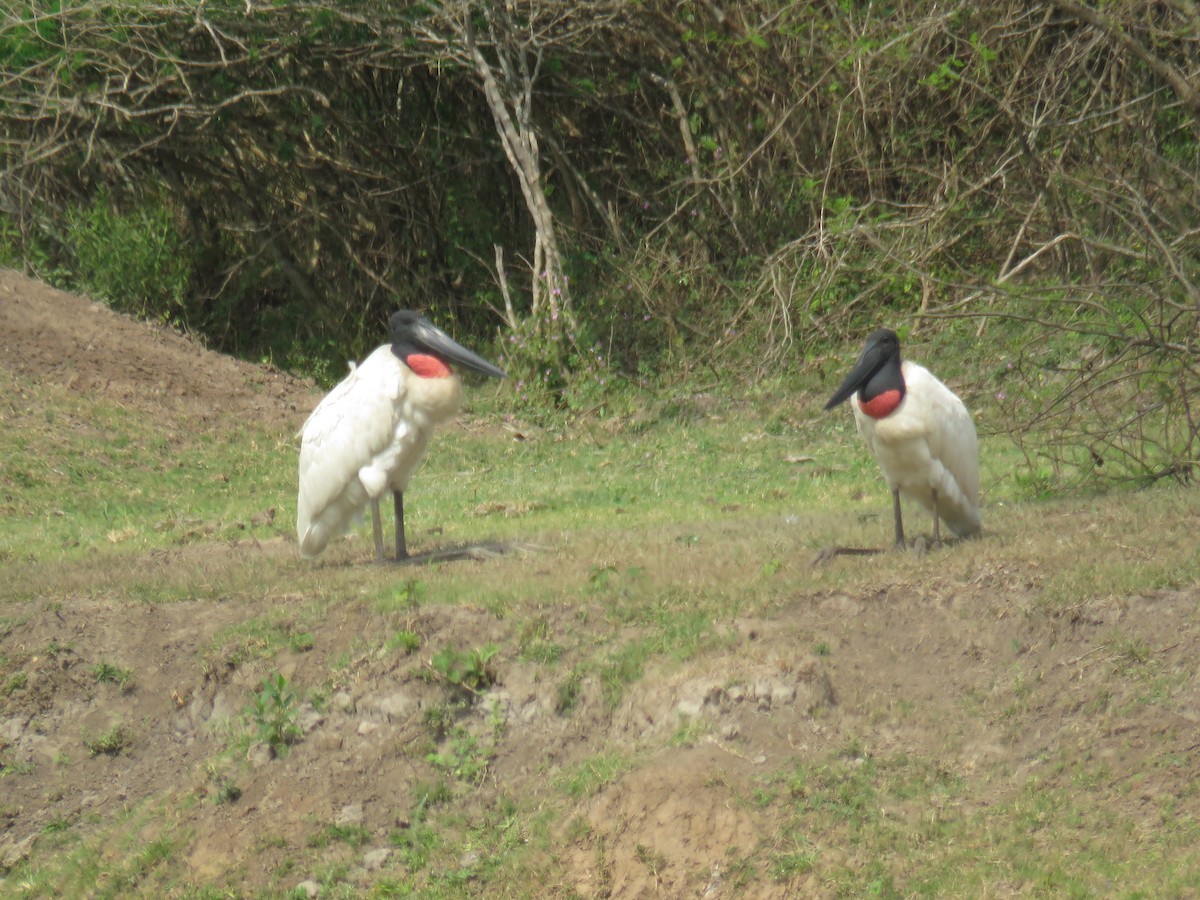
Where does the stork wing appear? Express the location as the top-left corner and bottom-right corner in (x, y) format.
(296, 345), (406, 554)
(902, 362), (981, 535)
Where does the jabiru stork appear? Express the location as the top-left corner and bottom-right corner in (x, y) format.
(823, 328), (980, 553)
(297, 310), (506, 562)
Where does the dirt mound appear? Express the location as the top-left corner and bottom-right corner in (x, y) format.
(0, 268), (315, 431)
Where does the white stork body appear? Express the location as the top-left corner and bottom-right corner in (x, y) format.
(851, 360), (980, 539)
(297, 345), (463, 557)
(296, 310), (505, 561)
(825, 328), (980, 550)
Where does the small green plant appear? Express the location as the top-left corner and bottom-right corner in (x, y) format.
(410, 779), (453, 816)
(427, 724), (494, 785)
(429, 644), (498, 694)
(307, 823), (371, 849)
(3, 672), (27, 695)
(668, 715), (708, 747)
(517, 617), (563, 663)
(83, 723), (129, 756)
(556, 667), (584, 715)
(288, 631), (315, 652)
(1, 754), (35, 777)
(42, 816), (73, 834)
(247, 672), (302, 757)
(558, 751), (631, 799)
(92, 661), (133, 689)
(42, 639), (72, 658)
(386, 629), (421, 655)
(214, 776), (242, 804)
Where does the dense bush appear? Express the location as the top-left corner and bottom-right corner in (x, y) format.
(1, 1), (1196, 484)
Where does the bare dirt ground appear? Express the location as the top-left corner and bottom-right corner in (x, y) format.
(1, 270), (1198, 897)
(0, 269), (311, 434)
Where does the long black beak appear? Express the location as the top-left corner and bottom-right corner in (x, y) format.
(824, 340), (887, 410)
(412, 319), (507, 379)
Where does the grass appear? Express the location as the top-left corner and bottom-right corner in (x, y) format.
(749, 746), (1200, 896)
(82, 723), (130, 757)
(3, 349), (1199, 898)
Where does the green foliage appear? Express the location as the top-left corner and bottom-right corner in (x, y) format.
(426, 724), (494, 785)
(62, 192), (192, 324)
(0, 0), (1195, 494)
(247, 672), (302, 756)
(83, 722), (129, 756)
(429, 644), (498, 694)
(386, 629), (421, 655)
(558, 751), (631, 799)
(307, 822), (372, 849)
(555, 668), (584, 715)
(4, 672), (29, 696)
(91, 661), (133, 690)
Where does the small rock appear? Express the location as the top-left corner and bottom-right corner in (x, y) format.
(372, 692), (417, 722)
(295, 879), (321, 898)
(357, 721), (379, 736)
(315, 734), (343, 753)
(331, 691), (355, 712)
(336, 803), (363, 827)
(363, 848), (393, 871)
(771, 683), (797, 706)
(0, 833), (36, 869)
(675, 697), (705, 719)
(298, 709), (324, 733)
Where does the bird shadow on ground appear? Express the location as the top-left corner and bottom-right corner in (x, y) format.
(394, 540), (544, 567)
(811, 533), (980, 565)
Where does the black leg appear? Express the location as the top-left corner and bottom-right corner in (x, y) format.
(931, 488), (942, 548)
(371, 498), (385, 562)
(892, 489), (906, 550)
(394, 490), (408, 561)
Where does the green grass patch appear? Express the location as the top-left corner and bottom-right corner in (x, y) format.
(558, 751), (632, 799)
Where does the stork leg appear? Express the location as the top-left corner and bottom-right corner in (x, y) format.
(370, 498), (386, 562)
(892, 488), (906, 550)
(931, 488), (942, 548)
(393, 490), (408, 561)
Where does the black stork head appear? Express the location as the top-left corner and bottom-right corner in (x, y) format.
(388, 310), (507, 380)
(824, 328), (904, 415)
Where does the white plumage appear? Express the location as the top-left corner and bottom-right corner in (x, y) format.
(825, 328), (980, 550)
(296, 310), (505, 562)
(297, 345), (463, 557)
(851, 360), (981, 539)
